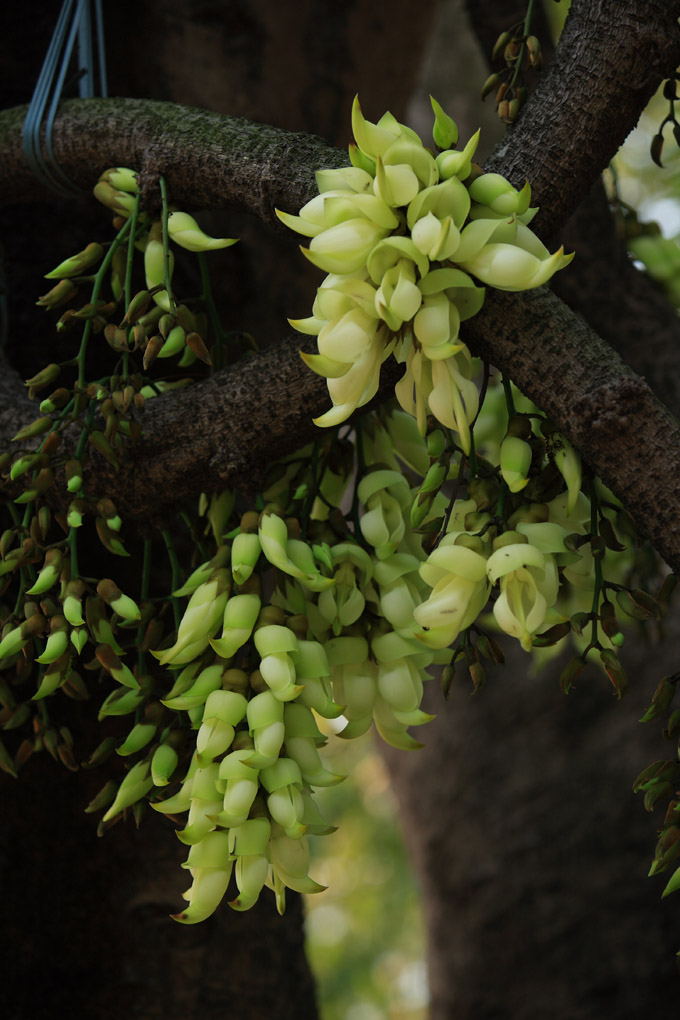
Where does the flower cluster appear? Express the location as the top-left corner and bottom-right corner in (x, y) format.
(280, 97), (572, 451)
(149, 416), (446, 921)
(2, 112), (676, 940)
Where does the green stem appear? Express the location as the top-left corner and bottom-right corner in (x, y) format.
(197, 251), (227, 371)
(468, 429), (478, 478)
(124, 191), (141, 312)
(75, 401), (97, 462)
(76, 217), (133, 390)
(495, 481), (509, 523)
(440, 454), (466, 541)
(136, 538), (152, 672)
(161, 528), (182, 629)
(180, 510), (209, 561)
(121, 193), (140, 379)
(470, 361), (490, 431)
(589, 483), (603, 647)
(501, 373), (516, 420)
(12, 569), (27, 617)
(159, 177), (177, 316)
(509, 0), (536, 89)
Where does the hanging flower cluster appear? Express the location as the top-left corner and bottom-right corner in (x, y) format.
(140, 415), (444, 921)
(1, 101), (678, 942)
(278, 97), (572, 452)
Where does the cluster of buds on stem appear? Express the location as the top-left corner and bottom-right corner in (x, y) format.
(481, 23), (545, 124)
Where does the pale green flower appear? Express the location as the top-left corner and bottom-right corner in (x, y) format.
(278, 96), (572, 431)
(414, 540), (490, 648)
(486, 537), (559, 650)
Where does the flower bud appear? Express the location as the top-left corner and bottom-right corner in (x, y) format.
(36, 279), (78, 310)
(44, 243), (104, 280)
(167, 211), (238, 253)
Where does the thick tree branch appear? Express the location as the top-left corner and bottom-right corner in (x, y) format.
(551, 182), (680, 419)
(77, 337), (341, 524)
(0, 338), (401, 525)
(1, 0), (680, 567)
(0, 100), (346, 226)
(462, 288), (680, 567)
(483, 0), (680, 237)
(463, 0), (680, 417)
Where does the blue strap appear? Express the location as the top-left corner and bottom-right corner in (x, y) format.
(22, 0), (108, 198)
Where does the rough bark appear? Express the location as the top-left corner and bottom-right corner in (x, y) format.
(463, 287), (680, 568)
(0, 335), (403, 525)
(473, 1), (680, 413)
(551, 181), (680, 417)
(0, 98), (346, 225)
(11, 283), (680, 576)
(482, 0), (680, 238)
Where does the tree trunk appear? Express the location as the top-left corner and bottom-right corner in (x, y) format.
(1, 748), (318, 1020)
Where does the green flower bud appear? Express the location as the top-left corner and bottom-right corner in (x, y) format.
(430, 96), (459, 150)
(44, 243), (104, 280)
(151, 743), (179, 786)
(101, 760), (153, 822)
(167, 211), (238, 253)
(96, 579), (142, 622)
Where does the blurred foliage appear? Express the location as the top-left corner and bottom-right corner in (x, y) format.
(611, 84), (680, 307)
(542, 0), (571, 44)
(305, 727), (428, 1020)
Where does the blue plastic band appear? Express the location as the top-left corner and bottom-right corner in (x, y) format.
(22, 0), (108, 199)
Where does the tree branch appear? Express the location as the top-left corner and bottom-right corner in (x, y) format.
(0, 100), (346, 226)
(551, 181), (680, 419)
(463, 287), (680, 569)
(482, 0), (680, 237)
(463, 0), (680, 418)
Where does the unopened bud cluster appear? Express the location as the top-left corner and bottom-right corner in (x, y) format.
(482, 21), (545, 124)
(0, 167), (240, 796)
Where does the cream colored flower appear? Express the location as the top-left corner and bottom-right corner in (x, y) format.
(414, 539), (489, 648)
